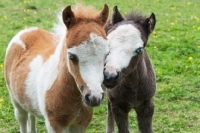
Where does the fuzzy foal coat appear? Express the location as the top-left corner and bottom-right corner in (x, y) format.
(4, 4), (109, 133)
(104, 6), (156, 133)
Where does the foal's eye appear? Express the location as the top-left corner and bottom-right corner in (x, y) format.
(68, 52), (75, 60)
(135, 47), (144, 54)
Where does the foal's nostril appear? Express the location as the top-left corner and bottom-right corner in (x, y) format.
(113, 72), (119, 80)
(84, 93), (103, 107)
(85, 94), (90, 103)
(104, 71), (119, 81)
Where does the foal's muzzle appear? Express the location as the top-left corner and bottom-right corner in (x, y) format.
(84, 93), (104, 107)
(103, 67), (119, 88)
(82, 85), (104, 107)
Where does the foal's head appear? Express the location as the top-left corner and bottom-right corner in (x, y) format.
(103, 6), (156, 88)
(63, 4), (109, 106)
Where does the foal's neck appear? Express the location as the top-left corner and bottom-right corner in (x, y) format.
(59, 43), (80, 94)
(48, 40), (81, 99)
(125, 53), (147, 84)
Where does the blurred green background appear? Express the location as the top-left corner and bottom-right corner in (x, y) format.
(0, 0), (199, 132)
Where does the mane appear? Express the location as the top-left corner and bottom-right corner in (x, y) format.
(52, 8), (66, 40)
(52, 4), (99, 41)
(105, 10), (148, 34)
(72, 4), (99, 19)
(125, 10), (147, 24)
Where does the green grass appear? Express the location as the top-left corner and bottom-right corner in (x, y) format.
(0, 0), (200, 132)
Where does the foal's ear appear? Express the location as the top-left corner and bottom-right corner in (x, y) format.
(97, 4), (109, 26)
(62, 5), (75, 29)
(112, 6), (124, 25)
(146, 13), (156, 33)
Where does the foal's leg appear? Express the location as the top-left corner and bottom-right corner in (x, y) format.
(68, 124), (86, 133)
(44, 117), (54, 133)
(44, 114), (90, 133)
(111, 103), (130, 133)
(106, 100), (115, 133)
(135, 99), (154, 133)
(27, 113), (37, 133)
(12, 100), (28, 133)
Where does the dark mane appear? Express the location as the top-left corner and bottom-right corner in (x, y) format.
(104, 10), (148, 35)
(125, 10), (147, 24)
(105, 7), (156, 40)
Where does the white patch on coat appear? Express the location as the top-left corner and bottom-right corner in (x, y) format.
(6, 27), (38, 55)
(67, 33), (109, 97)
(25, 35), (64, 117)
(105, 24), (144, 71)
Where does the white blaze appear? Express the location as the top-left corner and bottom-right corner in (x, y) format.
(105, 24), (144, 71)
(67, 33), (109, 95)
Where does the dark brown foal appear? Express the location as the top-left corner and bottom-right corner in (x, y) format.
(104, 6), (156, 133)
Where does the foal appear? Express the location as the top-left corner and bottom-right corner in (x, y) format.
(103, 6), (156, 133)
(4, 4), (109, 133)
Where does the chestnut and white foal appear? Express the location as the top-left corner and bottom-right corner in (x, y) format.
(4, 4), (109, 133)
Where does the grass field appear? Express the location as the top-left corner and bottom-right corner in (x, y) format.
(0, 0), (200, 133)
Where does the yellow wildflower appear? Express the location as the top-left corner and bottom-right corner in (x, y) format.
(0, 99), (3, 103)
(185, 66), (188, 69)
(170, 22), (175, 25)
(154, 46), (157, 49)
(171, 36), (175, 40)
(0, 64), (3, 68)
(153, 35), (158, 38)
(187, 2), (190, 5)
(23, 17), (27, 20)
(197, 27), (200, 31)
(198, 46), (200, 48)
(171, 6), (176, 10)
(193, 16), (199, 21)
(188, 56), (193, 60)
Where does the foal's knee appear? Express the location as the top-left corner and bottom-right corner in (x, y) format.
(136, 100), (154, 117)
(15, 108), (28, 122)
